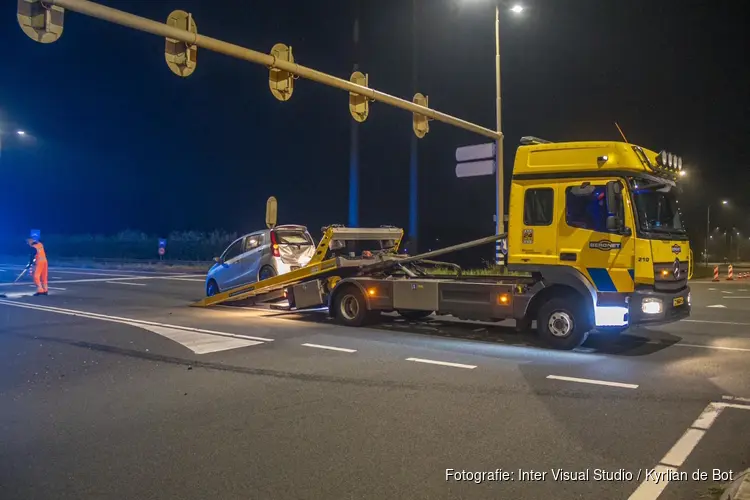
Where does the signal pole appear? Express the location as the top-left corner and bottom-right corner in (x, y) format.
(348, 0), (361, 228)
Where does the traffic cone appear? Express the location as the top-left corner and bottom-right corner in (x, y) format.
(713, 266), (720, 282)
(727, 264), (734, 281)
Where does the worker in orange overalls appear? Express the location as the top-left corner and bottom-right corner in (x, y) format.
(27, 238), (48, 296)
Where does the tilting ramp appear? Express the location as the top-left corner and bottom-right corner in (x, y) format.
(192, 226), (404, 307)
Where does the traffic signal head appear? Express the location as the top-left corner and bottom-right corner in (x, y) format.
(349, 71), (370, 122)
(269, 43), (295, 101)
(412, 93), (429, 138)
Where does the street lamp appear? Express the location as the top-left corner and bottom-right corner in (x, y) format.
(706, 200), (729, 267)
(467, 0), (524, 264)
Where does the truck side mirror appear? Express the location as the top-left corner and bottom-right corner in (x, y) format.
(606, 181), (622, 215)
(214, 257), (223, 264)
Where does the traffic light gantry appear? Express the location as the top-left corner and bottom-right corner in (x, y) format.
(16, 0), (499, 141)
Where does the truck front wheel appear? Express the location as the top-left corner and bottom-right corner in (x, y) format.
(537, 298), (590, 350)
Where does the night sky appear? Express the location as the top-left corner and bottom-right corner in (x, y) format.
(1, 0), (748, 252)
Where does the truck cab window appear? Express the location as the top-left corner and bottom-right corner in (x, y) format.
(565, 185), (610, 233)
(523, 188), (554, 226)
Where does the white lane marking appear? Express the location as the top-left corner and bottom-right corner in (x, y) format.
(546, 375), (638, 389)
(706, 304), (727, 308)
(674, 343), (750, 353)
(47, 270), (134, 277)
(628, 402), (750, 500)
(721, 291), (733, 294)
(145, 324), (262, 354)
(722, 395), (750, 403)
(0, 264), (207, 276)
(708, 287), (717, 290)
(159, 277), (205, 282)
(0, 273), (199, 287)
(105, 281), (147, 286)
(723, 296), (750, 299)
(301, 343), (357, 353)
(0, 299), (274, 342)
(739, 289), (748, 292)
(683, 319), (750, 326)
(405, 358), (477, 369)
(47, 286), (67, 291)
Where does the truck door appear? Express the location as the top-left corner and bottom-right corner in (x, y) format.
(559, 180), (635, 293)
(516, 185), (557, 265)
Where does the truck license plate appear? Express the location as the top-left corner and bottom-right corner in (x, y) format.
(673, 297), (684, 307)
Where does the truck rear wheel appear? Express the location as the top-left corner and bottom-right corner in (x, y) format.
(537, 298), (590, 350)
(333, 286), (376, 327)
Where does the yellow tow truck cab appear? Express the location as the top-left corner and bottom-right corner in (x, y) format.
(507, 137), (691, 333)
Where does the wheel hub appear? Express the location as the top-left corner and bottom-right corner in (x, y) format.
(340, 294), (359, 320)
(548, 311), (573, 338)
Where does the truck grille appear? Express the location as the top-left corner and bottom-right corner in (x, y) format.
(653, 262), (689, 292)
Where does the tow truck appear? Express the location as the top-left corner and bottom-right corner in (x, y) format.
(194, 137), (692, 350)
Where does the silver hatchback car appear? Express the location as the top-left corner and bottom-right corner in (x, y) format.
(205, 225), (315, 297)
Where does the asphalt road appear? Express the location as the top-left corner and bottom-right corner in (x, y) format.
(1, 264), (749, 500)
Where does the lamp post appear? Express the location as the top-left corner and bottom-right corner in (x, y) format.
(706, 200), (729, 267)
(466, 0), (524, 264)
(495, 3), (525, 261)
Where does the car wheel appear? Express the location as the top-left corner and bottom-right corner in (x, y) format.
(537, 297), (590, 350)
(206, 279), (220, 297)
(259, 265), (277, 282)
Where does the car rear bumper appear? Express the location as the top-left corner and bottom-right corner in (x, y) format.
(629, 286), (691, 325)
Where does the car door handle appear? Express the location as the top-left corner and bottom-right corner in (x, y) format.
(560, 253), (577, 262)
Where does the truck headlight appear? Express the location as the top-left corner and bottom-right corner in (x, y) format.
(642, 298), (663, 314)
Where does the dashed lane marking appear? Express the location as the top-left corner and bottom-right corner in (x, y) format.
(301, 343), (357, 353)
(105, 281), (147, 286)
(673, 343), (750, 353)
(683, 319), (750, 327)
(546, 375), (638, 389)
(706, 305), (727, 308)
(628, 402), (750, 500)
(406, 358), (477, 369)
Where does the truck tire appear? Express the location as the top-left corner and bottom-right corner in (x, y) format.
(397, 310), (433, 321)
(537, 298), (590, 350)
(333, 286), (374, 327)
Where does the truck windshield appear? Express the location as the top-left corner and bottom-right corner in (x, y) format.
(630, 179), (685, 236)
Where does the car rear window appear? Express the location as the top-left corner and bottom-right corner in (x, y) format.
(274, 231), (312, 245)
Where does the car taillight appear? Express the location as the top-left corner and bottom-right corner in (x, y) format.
(270, 231), (280, 257)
